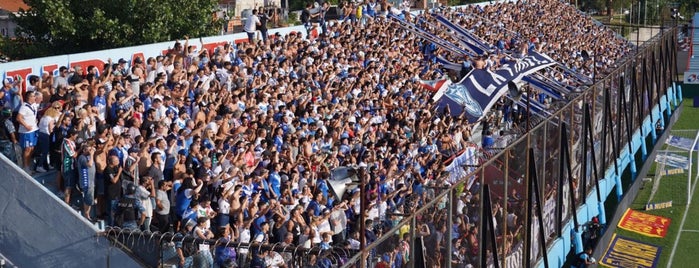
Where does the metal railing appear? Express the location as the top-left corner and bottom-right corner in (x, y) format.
(341, 25), (680, 268)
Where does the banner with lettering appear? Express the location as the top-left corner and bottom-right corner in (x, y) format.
(601, 234), (662, 268)
(617, 208), (671, 238)
(654, 153), (690, 170)
(432, 51), (556, 123)
(665, 135), (699, 151)
(444, 146), (479, 186)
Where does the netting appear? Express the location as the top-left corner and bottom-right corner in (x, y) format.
(649, 130), (699, 206)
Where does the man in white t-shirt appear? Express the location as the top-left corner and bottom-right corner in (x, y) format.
(16, 91), (39, 173)
(244, 9), (261, 44)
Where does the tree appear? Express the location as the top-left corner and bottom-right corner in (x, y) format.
(1, 0), (222, 60)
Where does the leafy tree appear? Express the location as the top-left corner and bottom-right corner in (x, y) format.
(1, 0), (222, 60)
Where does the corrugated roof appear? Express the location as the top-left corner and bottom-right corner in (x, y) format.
(0, 0), (29, 13)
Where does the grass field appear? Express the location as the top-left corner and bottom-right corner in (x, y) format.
(608, 99), (699, 268)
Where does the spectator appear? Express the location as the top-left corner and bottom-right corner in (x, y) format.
(155, 180), (172, 233)
(176, 220), (198, 267)
(0, 107), (18, 162)
(105, 155), (123, 225)
(135, 176), (156, 231)
(192, 216), (215, 267)
(244, 9), (261, 44)
(17, 90), (38, 173)
(257, 7), (270, 43)
(77, 143), (96, 221)
(115, 183), (147, 230)
(61, 129), (79, 204)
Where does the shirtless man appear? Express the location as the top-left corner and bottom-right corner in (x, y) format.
(94, 140), (109, 219)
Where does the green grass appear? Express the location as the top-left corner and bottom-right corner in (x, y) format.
(608, 99), (699, 268)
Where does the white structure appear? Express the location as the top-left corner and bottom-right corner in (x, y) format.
(219, 0), (282, 17)
(0, 0), (28, 37)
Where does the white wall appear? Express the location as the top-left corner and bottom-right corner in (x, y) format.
(0, 25), (310, 93)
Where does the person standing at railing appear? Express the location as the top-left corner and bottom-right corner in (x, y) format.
(17, 90), (40, 174)
(244, 9), (262, 44)
(77, 143), (96, 221)
(257, 7), (270, 43)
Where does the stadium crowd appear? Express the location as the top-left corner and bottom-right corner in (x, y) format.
(0, 0), (634, 267)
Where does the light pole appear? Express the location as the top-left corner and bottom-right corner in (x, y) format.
(507, 81), (531, 132)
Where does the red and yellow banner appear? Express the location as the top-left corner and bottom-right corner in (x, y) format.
(617, 208), (671, 238)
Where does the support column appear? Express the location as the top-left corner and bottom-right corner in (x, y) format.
(615, 170), (624, 202)
(630, 151), (637, 179)
(641, 130), (648, 161)
(572, 228), (584, 253)
(597, 201), (607, 226)
(671, 82), (678, 108)
(446, 190), (453, 268)
(650, 119), (658, 144)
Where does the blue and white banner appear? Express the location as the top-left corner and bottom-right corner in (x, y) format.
(655, 153), (690, 170)
(432, 51), (556, 123)
(665, 135), (699, 151)
(444, 146), (479, 186)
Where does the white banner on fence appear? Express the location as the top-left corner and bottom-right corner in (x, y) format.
(665, 135), (699, 151)
(655, 153), (690, 170)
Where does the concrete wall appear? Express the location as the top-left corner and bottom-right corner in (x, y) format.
(0, 154), (142, 268)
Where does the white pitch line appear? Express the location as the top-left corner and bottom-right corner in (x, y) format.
(681, 229), (699, 233)
(667, 173), (699, 268)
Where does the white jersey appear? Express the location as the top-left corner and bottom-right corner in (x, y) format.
(18, 103), (38, 133)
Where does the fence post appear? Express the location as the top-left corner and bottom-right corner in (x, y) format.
(446, 190), (453, 268)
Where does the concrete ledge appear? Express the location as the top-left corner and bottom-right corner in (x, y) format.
(0, 154), (143, 268)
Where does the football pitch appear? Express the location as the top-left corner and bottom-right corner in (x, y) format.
(608, 99), (699, 268)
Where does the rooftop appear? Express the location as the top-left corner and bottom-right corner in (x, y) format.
(0, 0), (28, 13)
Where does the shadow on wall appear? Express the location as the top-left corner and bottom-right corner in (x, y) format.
(0, 154), (142, 268)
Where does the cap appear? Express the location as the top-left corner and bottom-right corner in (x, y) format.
(128, 147), (140, 154)
(178, 149), (187, 155)
(118, 58), (127, 64)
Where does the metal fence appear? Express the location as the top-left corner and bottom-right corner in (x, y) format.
(341, 25), (680, 268)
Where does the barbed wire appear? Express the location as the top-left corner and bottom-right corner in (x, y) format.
(99, 227), (359, 267)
